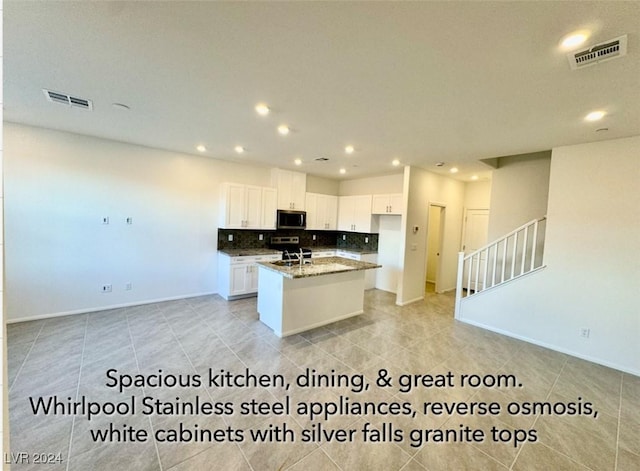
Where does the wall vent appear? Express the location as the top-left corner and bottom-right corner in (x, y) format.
(42, 89), (93, 110)
(568, 35), (627, 70)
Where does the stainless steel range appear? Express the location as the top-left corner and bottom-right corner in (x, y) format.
(269, 236), (312, 261)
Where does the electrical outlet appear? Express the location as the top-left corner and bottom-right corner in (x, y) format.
(580, 328), (590, 338)
(125, 282), (132, 291)
(312, 234), (317, 240)
(365, 237), (369, 243)
(102, 216), (109, 225)
(228, 234), (233, 242)
(342, 234), (346, 240)
(101, 284), (112, 293)
(259, 234), (264, 241)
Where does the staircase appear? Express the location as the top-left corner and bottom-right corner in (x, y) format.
(455, 217), (547, 317)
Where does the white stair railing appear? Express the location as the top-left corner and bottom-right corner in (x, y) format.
(455, 217), (547, 315)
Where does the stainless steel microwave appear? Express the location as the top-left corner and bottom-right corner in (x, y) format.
(277, 210), (306, 229)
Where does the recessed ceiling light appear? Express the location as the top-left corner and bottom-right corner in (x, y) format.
(339, 168), (346, 174)
(294, 158), (302, 166)
(345, 145), (355, 154)
(278, 125), (290, 135)
(234, 146), (245, 154)
(471, 175), (479, 181)
(255, 103), (270, 116)
(196, 145), (206, 152)
(585, 110), (606, 121)
(560, 31), (590, 50)
(450, 167), (459, 174)
(392, 159), (400, 166)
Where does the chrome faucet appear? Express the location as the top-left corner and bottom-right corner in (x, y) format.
(284, 250), (293, 264)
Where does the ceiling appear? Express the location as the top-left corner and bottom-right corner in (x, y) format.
(4, 1), (639, 181)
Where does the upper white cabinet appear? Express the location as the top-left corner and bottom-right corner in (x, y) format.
(220, 183), (276, 229)
(338, 195), (374, 233)
(371, 193), (404, 215)
(306, 193), (338, 230)
(271, 169), (306, 210)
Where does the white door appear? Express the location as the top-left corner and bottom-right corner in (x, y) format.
(462, 209), (490, 291)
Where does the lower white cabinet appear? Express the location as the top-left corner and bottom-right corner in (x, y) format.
(336, 251), (378, 289)
(218, 253), (281, 300)
(311, 250), (337, 258)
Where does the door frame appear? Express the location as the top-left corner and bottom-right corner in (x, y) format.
(425, 202), (446, 293)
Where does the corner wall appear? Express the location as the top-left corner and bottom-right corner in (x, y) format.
(458, 136), (640, 374)
(488, 151), (550, 240)
(4, 123), (272, 321)
(397, 166), (465, 304)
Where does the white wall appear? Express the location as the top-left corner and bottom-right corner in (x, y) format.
(4, 123), (272, 321)
(398, 166), (465, 304)
(306, 175), (339, 195)
(464, 180), (491, 209)
(375, 216), (402, 293)
(338, 172), (403, 196)
(458, 136), (640, 374)
(488, 151), (550, 240)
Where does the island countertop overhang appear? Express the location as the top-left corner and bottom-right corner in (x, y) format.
(257, 256), (381, 279)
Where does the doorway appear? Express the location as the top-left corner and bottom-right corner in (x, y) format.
(461, 208), (490, 291)
(425, 204), (445, 293)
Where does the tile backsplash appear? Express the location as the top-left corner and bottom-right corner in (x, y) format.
(218, 229), (378, 251)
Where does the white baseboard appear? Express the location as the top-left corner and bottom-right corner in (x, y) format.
(7, 291), (218, 324)
(396, 296), (424, 306)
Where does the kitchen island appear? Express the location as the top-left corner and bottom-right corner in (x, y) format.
(256, 257), (381, 337)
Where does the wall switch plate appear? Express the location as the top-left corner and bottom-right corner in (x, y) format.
(312, 234), (317, 240)
(101, 284), (112, 293)
(580, 328), (590, 338)
(126, 217), (133, 224)
(259, 234), (264, 241)
(125, 282), (132, 291)
(228, 234), (233, 241)
(102, 217), (109, 225)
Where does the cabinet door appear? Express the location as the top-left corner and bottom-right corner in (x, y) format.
(290, 171), (307, 209)
(371, 195), (389, 214)
(337, 196), (354, 231)
(247, 264), (260, 292)
(352, 195), (373, 232)
(325, 195), (338, 230)
(224, 183), (247, 228)
(388, 193), (403, 215)
(244, 185), (263, 228)
(261, 188), (277, 229)
(305, 193), (319, 230)
(229, 264), (249, 295)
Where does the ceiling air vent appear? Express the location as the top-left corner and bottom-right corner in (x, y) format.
(42, 89), (93, 110)
(314, 157), (330, 161)
(567, 35), (627, 70)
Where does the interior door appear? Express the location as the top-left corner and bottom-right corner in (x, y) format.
(462, 209), (489, 291)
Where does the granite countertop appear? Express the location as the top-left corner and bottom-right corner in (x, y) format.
(257, 256), (381, 279)
(218, 248), (281, 257)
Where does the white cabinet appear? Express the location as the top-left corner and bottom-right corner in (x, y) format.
(218, 253), (281, 300)
(271, 169), (306, 210)
(336, 251), (378, 289)
(305, 193), (338, 230)
(311, 250), (337, 258)
(338, 195), (374, 233)
(261, 188), (277, 229)
(220, 183), (276, 229)
(371, 193), (403, 215)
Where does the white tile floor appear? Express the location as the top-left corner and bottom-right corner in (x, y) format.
(6, 289), (640, 470)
